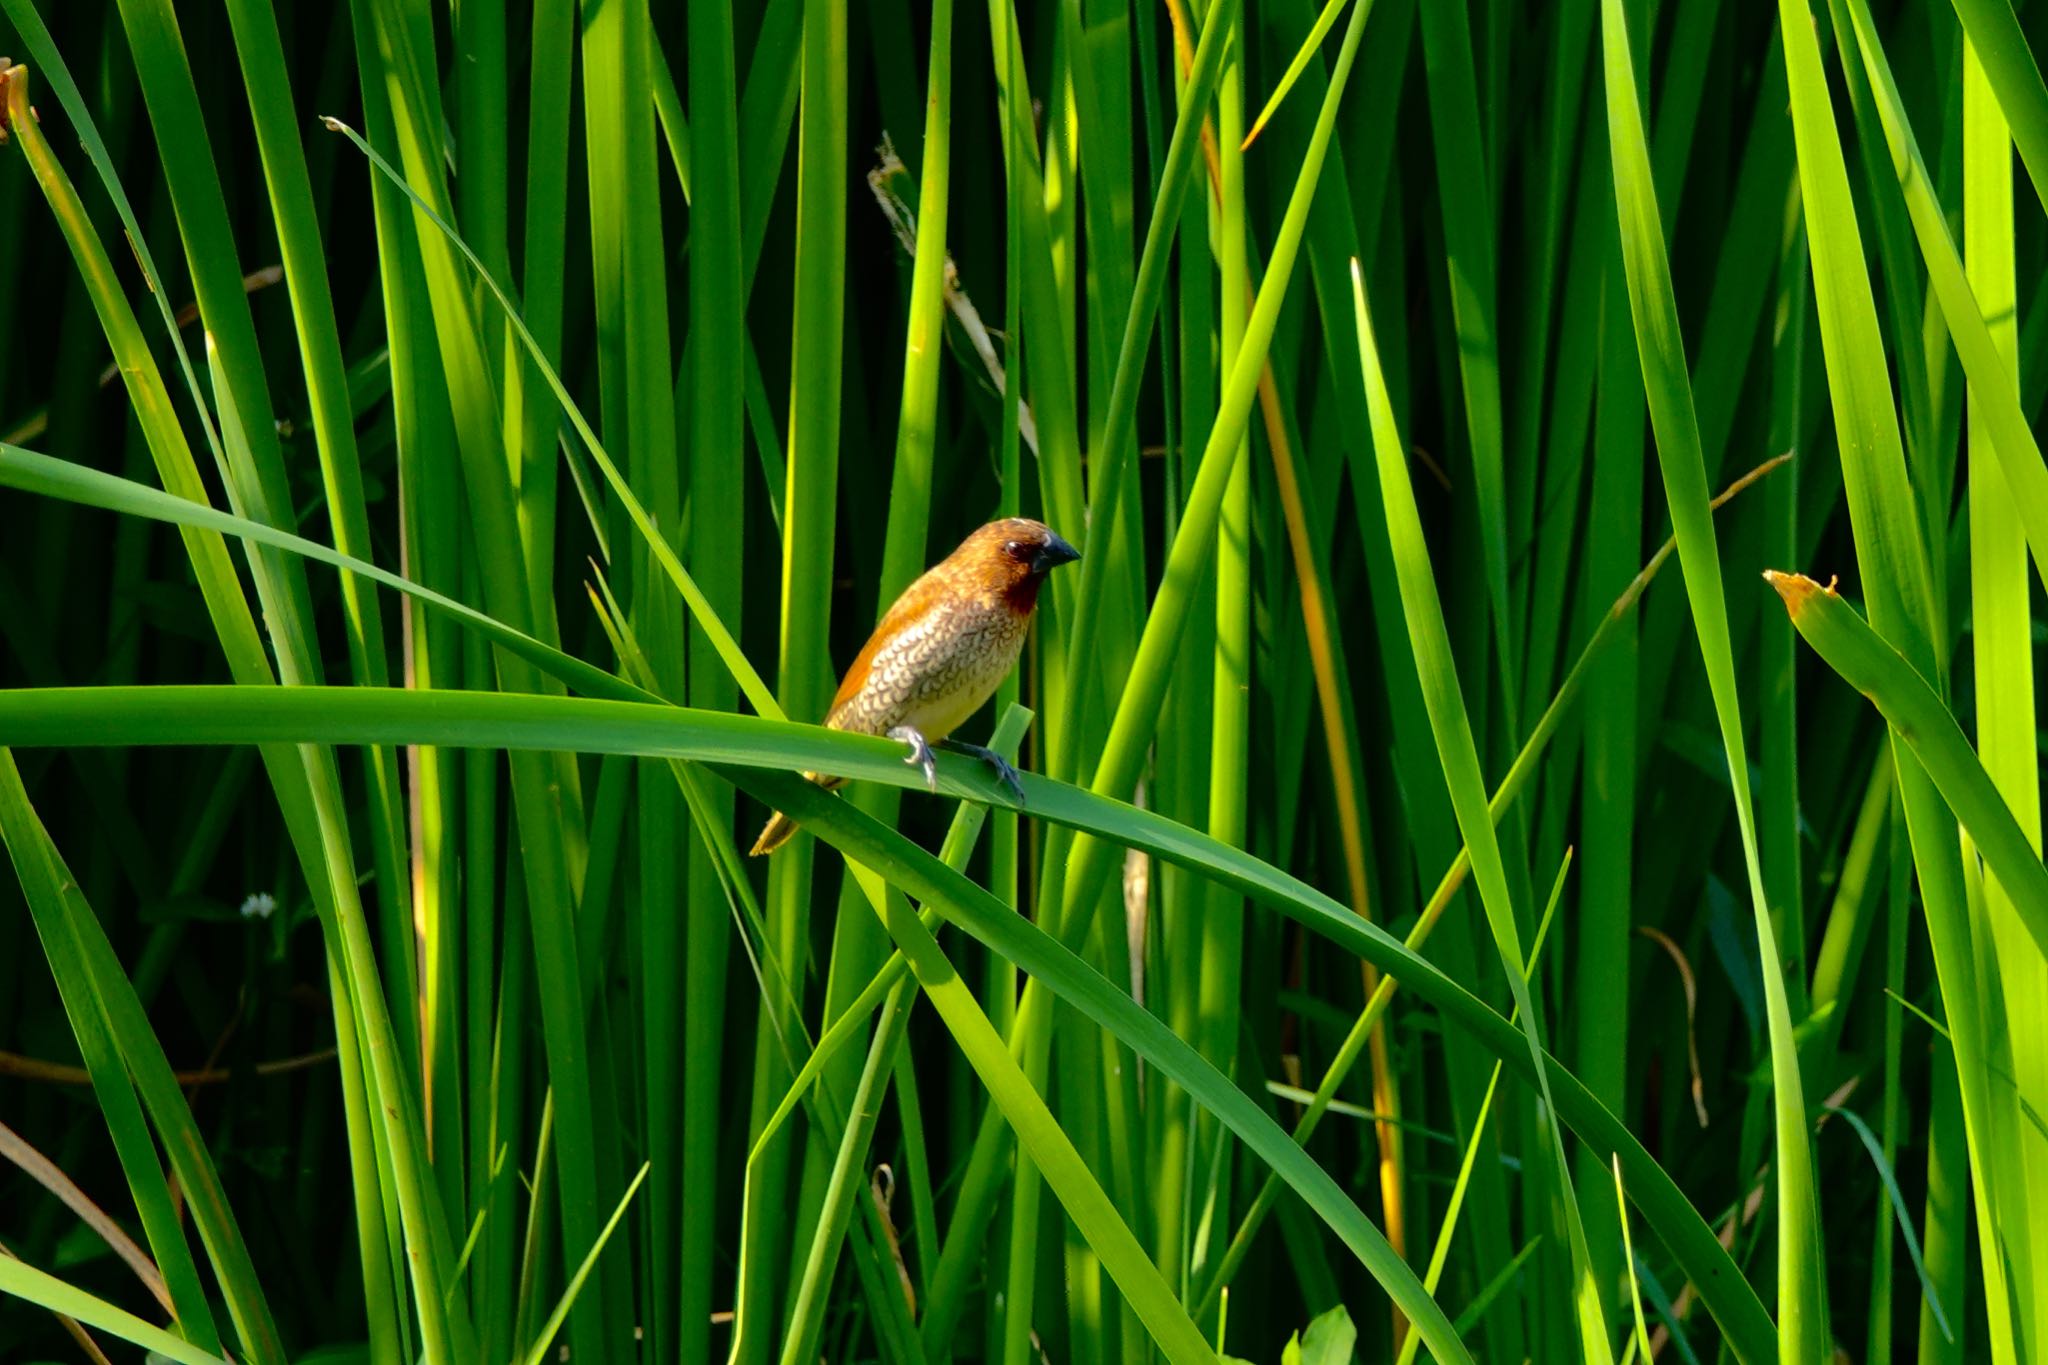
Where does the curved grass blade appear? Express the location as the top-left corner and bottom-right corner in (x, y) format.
(1765, 573), (2048, 959)
(0, 1256), (227, 1365)
(0, 682), (1775, 1357)
(724, 766), (1472, 1364)
(1824, 1106), (1953, 1342)
(0, 445), (654, 708)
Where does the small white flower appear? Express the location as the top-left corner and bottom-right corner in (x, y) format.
(239, 892), (277, 920)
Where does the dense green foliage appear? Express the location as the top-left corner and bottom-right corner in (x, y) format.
(1, 0), (2045, 1360)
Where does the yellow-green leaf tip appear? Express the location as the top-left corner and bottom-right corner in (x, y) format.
(1762, 569), (1833, 616)
(0, 59), (21, 141)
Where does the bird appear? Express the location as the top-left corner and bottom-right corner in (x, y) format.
(749, 517), (1080, 856)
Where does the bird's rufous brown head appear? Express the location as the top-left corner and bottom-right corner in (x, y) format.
(945, 517), (1080, 613)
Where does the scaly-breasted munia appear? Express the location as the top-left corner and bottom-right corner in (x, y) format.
(749, 517), (1080, 856)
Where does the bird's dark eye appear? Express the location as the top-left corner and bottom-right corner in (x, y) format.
(1003, 540), (1029, 561)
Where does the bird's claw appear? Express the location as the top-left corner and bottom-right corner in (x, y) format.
(940, 739), (1027, 805)
(889, 726), (939, 792)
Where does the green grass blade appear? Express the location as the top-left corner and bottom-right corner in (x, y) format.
(1839, 0), (2048, 596)
(736, 770), (1470, 1364)
(0, 679), (1773, 1358)
(1394, 856), (1567, 1365)
(682, 0), (747, 1355)
(319, 116), (779, 722)
(520, 1163), (651, 1365)
(1613, 1156), (1654, 1365)
(0, 1254), (228, 1365)
(1600, 2), (1826, 1355)
(1352, 256), (1614, 1363)
(1825, 1106), (1953, 1343)
(1046, 0), (1241, 832)
(0, 753), (227, 1358)
(0, 445), (657, 705)
(1766, 573), (2048, 958)
(1242, 0), (1350, 149)
(1415, 0), (1515, 719)
(1943, 0), (2048, 216)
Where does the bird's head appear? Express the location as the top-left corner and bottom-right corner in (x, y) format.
(951, 517), (1080, 612)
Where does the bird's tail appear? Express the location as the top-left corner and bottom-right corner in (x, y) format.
(748, 773), (844, 856)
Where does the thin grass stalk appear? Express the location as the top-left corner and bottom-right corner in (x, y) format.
(514, 0), (573, 644)
(1808, 756), (1893, 1061)
(683, 0), (745, 1356)
(739, 0), (848, 1345)
(341, 13), (474, 1353)
(1960, 20), (2048, 1350)
(1177, 1), (1414, 1291)
(1876, 791), (1921, 1362)
(991, 3), (1039, 1354)
(1146, 0), (1222, 1320)
(1761, 141), (1809, 1028)
(1193, 12), (1253, 1337)
(1511, 0), (1595, 730)
(1576, 125), (1645, 1320)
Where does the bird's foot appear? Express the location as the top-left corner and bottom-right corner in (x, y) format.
(889, 725), (939, 792)
(939, 738), (1027, 804)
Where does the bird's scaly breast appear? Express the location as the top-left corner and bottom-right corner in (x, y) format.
(834, 596), (1029, 741)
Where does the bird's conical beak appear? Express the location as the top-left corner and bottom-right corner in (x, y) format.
(1034, 532), (1080, 573)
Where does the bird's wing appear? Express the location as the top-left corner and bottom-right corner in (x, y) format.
(824, 564), (952, 725)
